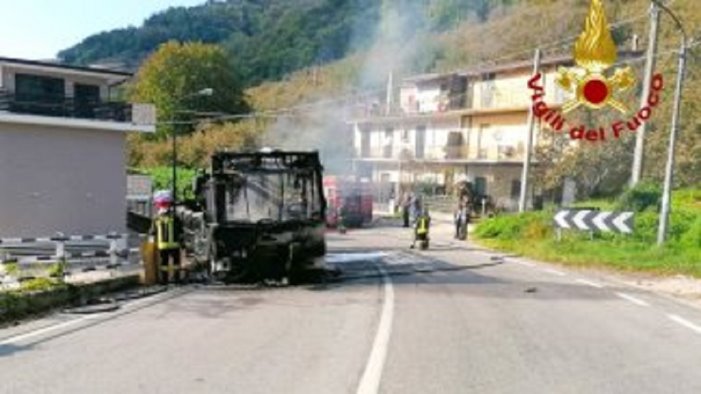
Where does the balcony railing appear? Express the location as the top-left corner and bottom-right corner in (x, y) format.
(0, 90), (132, 123)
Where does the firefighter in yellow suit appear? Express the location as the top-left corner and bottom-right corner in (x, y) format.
(410, 207), (431, 250)
(151, 191), (181, 284)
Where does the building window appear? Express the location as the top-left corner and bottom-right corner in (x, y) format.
(384, 128), (394, 158)
(477, 124), (490, 159)
(415, 126), (426, 159)
(474, 177), (487, 196)
(360, 130), (371, 158)
(14, 73), (65, 116)
(446, 132), (463, 159)
(511, 180), (521, 199)
(481, 73), (495, 108)
(401, 129), (409, 142)
(74, 83), (100, 118)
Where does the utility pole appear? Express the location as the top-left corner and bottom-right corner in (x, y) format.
(518, 48), (541, 213)
(631, 3), (660, 187)
(658, 37), (688, 245)
(654, 0), (688, 245)
(386, 71), (394, 116)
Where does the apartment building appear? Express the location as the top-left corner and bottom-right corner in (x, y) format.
(0, 57), (155, 238)
(350, 56), (574, 210)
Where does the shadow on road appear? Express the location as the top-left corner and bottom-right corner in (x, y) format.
(0, 343), (32, 357)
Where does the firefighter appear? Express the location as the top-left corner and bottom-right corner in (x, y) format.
(454, 196), (470, 241)
(151, 190), (182, 284)
(410, 206), (431, 250)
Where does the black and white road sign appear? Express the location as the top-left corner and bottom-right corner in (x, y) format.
(554, 210), (634, 234)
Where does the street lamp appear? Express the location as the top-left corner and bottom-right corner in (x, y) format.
(172, 88), (214, 207)
(653, 0), (688, 245)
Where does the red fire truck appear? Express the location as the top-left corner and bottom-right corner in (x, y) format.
(323, 176), (373, 228)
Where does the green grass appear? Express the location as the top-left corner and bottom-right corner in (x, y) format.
(480, 236), (701, 277)
(474, 188), (701, 278)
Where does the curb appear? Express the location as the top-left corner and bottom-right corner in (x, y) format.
(0, 274), (140, 324)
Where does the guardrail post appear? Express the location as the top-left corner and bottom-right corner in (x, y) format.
(109, 239), (119, 268)
(55, 239), (66, 261)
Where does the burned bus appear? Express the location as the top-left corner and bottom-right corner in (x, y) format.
(179, 150), (327, 283)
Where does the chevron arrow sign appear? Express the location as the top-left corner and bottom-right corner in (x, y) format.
(553, 210), (634, 234)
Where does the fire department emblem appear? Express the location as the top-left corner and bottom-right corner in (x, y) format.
(556, 0), (636, 114)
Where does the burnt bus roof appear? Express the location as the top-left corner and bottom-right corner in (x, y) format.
(211, 150), (323, 174)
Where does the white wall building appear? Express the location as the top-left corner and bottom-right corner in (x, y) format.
(350, 56), (575, 210)
(0, 57), (154, 238)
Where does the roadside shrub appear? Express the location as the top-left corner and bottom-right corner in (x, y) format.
(523, 218), (552, 239)
(47, 261), (67, 279)
(615, 182), (661, 212)
(679, 216), (701, 248)
(475, 212), (551, 240)
(3, 262), (19, 277)
(631, 211), (658, 243)
(20, 278), (62, 293)
(668, 209), (698, 241)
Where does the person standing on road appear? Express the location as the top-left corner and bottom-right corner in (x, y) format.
(454, 197), (469, 240)
(410, 206), (431, 249)
(401, 192), (411, 228)
(151, 190), (182, 285)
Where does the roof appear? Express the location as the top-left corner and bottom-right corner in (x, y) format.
(401, 51), (644, 85)
(402, 73), (457, 84)
(458, 54), (575, 77)
(0, 56), (132, 78)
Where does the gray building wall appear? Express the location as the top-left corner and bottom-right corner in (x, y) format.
(0, 123), (126, 238)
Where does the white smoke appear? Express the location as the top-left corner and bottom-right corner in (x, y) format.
(262, 0), (427, 176)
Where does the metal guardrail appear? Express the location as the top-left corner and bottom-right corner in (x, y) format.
(0, 233), (132, 274)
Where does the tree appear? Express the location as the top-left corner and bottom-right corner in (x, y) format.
(130, 41), (249, 139)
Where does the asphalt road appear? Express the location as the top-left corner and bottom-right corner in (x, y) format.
(2, 219), (701, 393)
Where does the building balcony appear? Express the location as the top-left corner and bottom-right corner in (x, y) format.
(357, 143), (526, 165)
(0, 89), (133, 123)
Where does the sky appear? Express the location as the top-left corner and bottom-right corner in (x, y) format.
(0, 0), (206, 60)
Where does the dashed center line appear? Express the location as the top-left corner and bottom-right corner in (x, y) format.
(668, 314), (701, 335)
(615, 292), (650, 307)
(576, 279), (605, 288)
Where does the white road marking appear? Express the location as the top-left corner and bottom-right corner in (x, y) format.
(0, 287), (189, 346)
(513, 260), (536, 268)
(356, 266), (394, 394)
(0, 315), (99, 345)
(542, 268), (566, 277)
(575, 279), (605, 288)
(615, 292), (650, 307)
(668, 314), (701, 335)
